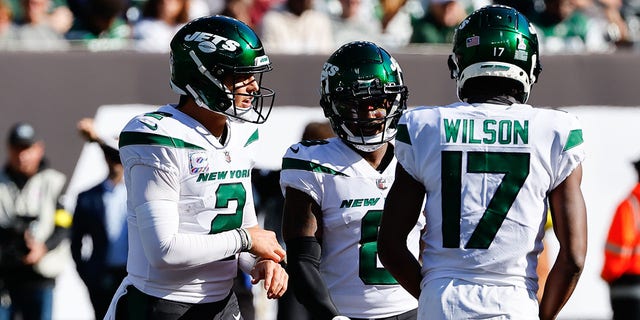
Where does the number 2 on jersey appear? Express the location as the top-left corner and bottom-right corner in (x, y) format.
(442, 151), (530, 249)
(210, 183), (245, 234)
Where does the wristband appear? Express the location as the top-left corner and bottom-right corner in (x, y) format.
(236, 228), (253, 252)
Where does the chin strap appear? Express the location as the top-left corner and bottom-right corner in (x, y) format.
(351, 142), (385, 152)
(185, 85), (208, 109)
(188, 50), (236, 111)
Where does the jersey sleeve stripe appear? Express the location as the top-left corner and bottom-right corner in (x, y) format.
(563, 129), (584, 151)
(281, 157), (347, 176)
(119, 131), (204, 150)
(243, 129), (259, 147)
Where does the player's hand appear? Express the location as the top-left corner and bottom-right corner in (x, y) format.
(250, 259), (288, 299)
(77, 118), (99, 142)
(245, 226), (286, 262)
(23, 232), (48, 265)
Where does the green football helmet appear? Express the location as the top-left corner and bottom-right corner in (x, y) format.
(170, 15), (275, 123)
(320, 41), (408, 152)
(448, 5), (542, 103)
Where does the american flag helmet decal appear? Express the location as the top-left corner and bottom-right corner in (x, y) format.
(466, 36), (480, 47)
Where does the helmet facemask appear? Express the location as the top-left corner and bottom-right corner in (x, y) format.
(325, 79), (407, 152)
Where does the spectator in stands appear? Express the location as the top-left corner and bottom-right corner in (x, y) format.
(598, 0), (634, 48)
(0, 0), (18, 48)
(410, 0), (468, 43)
(492, 0), (536, 16)
(187, 0), (209, 19)
(529, 0), (612, 53)
(377, 0), (414, 48)
(13, 0), (70, 50)
(65, 0), (131, 50)
(6, 0), (71, 33)
(248, 0), (278, 28)
(0, 0), (12, 28)
(132, 0), (189, 52)
(220, 0), (254, 27)
(622, 0), (640, 46)
(71, 118), (128, 320)
(43, 0), (71, 33)
(258, 0), (333, 54)
(330, 0), (383, 48)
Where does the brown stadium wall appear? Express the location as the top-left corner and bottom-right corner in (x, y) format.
(0, 51), (638, 180)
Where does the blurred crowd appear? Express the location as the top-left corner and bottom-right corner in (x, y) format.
(0, 0), (639, 53)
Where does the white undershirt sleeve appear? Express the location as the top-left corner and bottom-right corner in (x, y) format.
(130, 163), (246, 269)
(238, 252), (257, 274)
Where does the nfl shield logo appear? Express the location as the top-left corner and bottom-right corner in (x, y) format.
(224, 151), (231, 163)
(376, 178), (388, 190)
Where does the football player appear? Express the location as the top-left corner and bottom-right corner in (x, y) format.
(280, 41), (424, 320)
(377, 5), (587, 320)
(104, 15), (287, 319)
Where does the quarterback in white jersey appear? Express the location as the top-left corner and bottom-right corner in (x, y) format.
(105, 16), (287, 320)
(281, 41), (422, 320)
(119, 105), (265, 302)
(378, 6), (587, 320)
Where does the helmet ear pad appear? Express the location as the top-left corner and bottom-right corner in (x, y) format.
(211, 65), (227, 80)
(187, 70), (232, 112)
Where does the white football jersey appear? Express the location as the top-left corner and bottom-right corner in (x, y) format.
(395, 102), (585, 292)
(280, 138), (423, 318)
(118, 104), (259, 303)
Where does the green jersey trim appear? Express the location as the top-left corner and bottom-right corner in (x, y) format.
(281, 158), (347, 176)
(564, 129), (584, 151)
(119, 131), (205, 150)
(244, 129), (259, 147)
(396, 124), (411, 145)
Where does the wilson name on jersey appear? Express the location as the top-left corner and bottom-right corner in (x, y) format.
(280, 138), (422, 318)
(395, 102), (585, 292)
